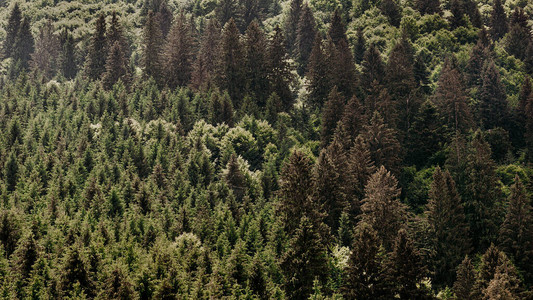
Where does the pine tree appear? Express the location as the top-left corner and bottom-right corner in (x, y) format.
(387, 229), (431, 299)
(526, 89), (533, 162)
(281, 216), (328, 300)
(465, 132), (504, 252)
(218, 18), (245, 108)
(380, 0), (401, 27)
(143, 11), (164, 82)
(103, 41), (129, 89)
(320, 86), (345, 147)
(296, 3), (316, 74)
(361, 112), (402, 176)
(353, 28), (366, 64)
(306, 33), (330, 110)
(426, 167), (470, 286)
(339, 95), (364, 143)
(498, 175), (533, 285)
(191, 19), (220, 90)
(13, 17), (34, 70)
(30, 21), (60, 79)
(361, 165), (407, 250)
(210, 90), (234, 126)
(285, 0), (303, 55)
(416, 0), (441, 15)
(490, 0), (508, 41)
(454, 256), (476, 299)
(345, 136), (376, 217)
(164, 12), (194, 88)
(243, 20), (269, 105)
(59, 29), (77, 79)
(267, 25), (294, 111)
(433, 57), (473, 135)
(478, 60), (509, 130)
(342, 222), (392, 299)
(86, 14), (108, 80)
(466, 39), (489, 88)
(4, 3), (21, 58)
(107, 12), (129, 56)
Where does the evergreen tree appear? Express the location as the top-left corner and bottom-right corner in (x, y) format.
(330, 38), (357, 99)
(416, 0), (441, 15)
(478, 60), (509, 130)
(306, 33), (330, 110)
(86, 14), (108, 80)
(342, 222), (392, 299)
(353, 28), (366, 64)
(380, 0), (401, 27)
(13, 17), (34, 70)
(433, 57), (473, 135)
(466, 39), (489, 88)
(498, 175), (533, 285)
(361, 44), (385, 89)
(164, 12), (194, 88)
(191, 19), (220, 90)
(339, 95), (364, 143)
(387, 229), (431, 299)
(243, 20), (269, 105)
(295, 3), (316, 74)
(210, 90), (234, 126)
(361, 112), (402, 176)
(5, 152), (18, 192)
(490, 0), (508, 41)
(361, 165), (408, 250)
(505, 8), (532, 60)
(59, 29), (77, 79)
(281, 216), (328, 300)
(328, 8), (347, 46)
(320, 87), (345, 147)
(100, 266), (134, 300)
(454, 256), (476, 299)
(59, 245), (95, 298)
(103, 41), (129, 89)
(30, 21), (60, 80)
(426, 167), (470, 286)
(156, 1), (173, 38)
(525, 41), (533, 75)
(225, 154), (246, 202)
(345, 136), (376, 216)
(142, 11), (164, 82)
(4, 3), (21, 58)
(215, 0), (242, 29)
(218, 18), (245, 108)
(285, 0), (303, 55)
(449, 0), (466, 29)
(107, 11), (129, 56)
(526, 88), (533, 161)
(12, 233), (38, 280)
(267, 25), (294, 111)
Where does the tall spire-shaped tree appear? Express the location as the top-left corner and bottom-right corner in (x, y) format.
(320, 87), (345, 147)
(306, 33), (330, 110)
(143, 11), (164, 82)
(478, 60), (509, 130)
(13, 17), (34, 70)
(416, 0), (441, 15)
(243, 20), (269, 106)
(191, 19), (220, 90)
(102, 41), (129, 89)
(490, 0), (508, 41)
(218, 18), (245, 108)
(284, 0), (303, 55)
(296, 3), (316, 74)
(86, 14), (108, 80)
(164, 12), (194, 88)
(4, 3), (21, 58)
(267, 25), (294, 111)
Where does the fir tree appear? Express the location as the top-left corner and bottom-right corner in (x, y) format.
(345, 136), (376, 217)
(306, 33), (330, 110)
(215, 0), (242, 29)
(498, 175), (533, 285)
(59, 245), (95, 298)
(164, 12), (194, 88)
(416, 0), (441, 15)
(59, 29), (77, 79)
(267, 25), (294, 111)
(86, 14), (108, 80)
(361, 165), (407, 250)
(243, 20), (269, 105)
(454, 256), (476, 299)
(490, 0), (508, 41)
(380, 0), (401, 27)
(328, 8), (347, 45)
(296, 3), (316, 74)
(191, 19), (220, 90)
(320, 86), (345, 147)
(361, 44), (385, 89)
(5, 152), (18, 192)
(12, 233), (38, 280)
(466, 39), (489, 88)
(342, 222), (392, 299)
(142, 11), (164, 82)
(225, 154), (247, 202)
(339, 95), (364, 143)
(4, 3), (21, 58)
(449, 0), (466, 29)
(156, 1), (173, 38)
(331, 38), (357, 99)
(100, 266), (135, 300)
(285, 0), (303, 55)
(478, 60), (509, 130)
(30, 21), (60, 80)
(525, 41), (533, 75)
(107, 11), (129, 58)
(12, 17), (34, 70)
(218, 18), (245, 108)
(353, 28), (366, 64)
(102, 41), (129, 89)
(426, 167), (470, 286)
(526, 88), (533, 162)
(505, 8), (532, 60)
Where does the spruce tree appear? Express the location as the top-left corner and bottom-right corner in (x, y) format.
(30, 21), (60, 80)
(320, 86), (345, 147)
(505, 8), (532, 60)
(156, 1), (173, 38)
(331, 38), (357, 99)
(426, 167), (470, 286)
(243, 20), (269, 105)
(267, 25), (294, 111)
(526, 88), (533, 162)
(306, 33), (330, 110)
(218, 18), (245, 108)
(449, 0), (466, 29)
(490, 0), (508, 41)
(454, 256), (476, 299)
(498, 175), (533, 285)
(433, 57), (473, 135)
(353, 28), (366, 64)
(5, 152), (18, 192)
(102, 41), (129, 89)
(328, 8), (347, 46)
(466, 39), (489, 88)
(525, 41), (533, 75)
(296, 3), (316, 74)
(380, 0), (401, 27)
(339, 95), (364, 143)
(342, 222), (392, 299)
(416, 0), (441, 15)
(12, 233), (38, 280)
(361, 165), (407, 250)
(164, 12), (194, 88)
(13, 17), (34, 70)
(478, 60), (509, 130)
(215, 0), (242, 29)
(86, 14), (108, 80)
(285, 0), (303, 55)
(361, 44), (385, 89)
(100, 266), (135, 300)
(191, 19), (220, 90)
(142, 11), (164, 82)
(59, 29), (77, 79)
(345, 136), (376, 217)
(59, 245), (95, 298)
(4, 3), (21, 58)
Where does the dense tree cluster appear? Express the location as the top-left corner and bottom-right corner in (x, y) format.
(0, 0), (533, 298)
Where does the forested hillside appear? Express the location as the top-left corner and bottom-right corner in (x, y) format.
(0, 0), (532, 298)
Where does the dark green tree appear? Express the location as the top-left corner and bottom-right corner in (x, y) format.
(320, 86), (345, 147)
(380, 0), (401, 27)
(361, 44), (385, 89)
(142, 11), (164, 82)
(284, 0), (303, 55)
(490, 0), (508, 41)
(296, 3), (316, 74)
(454, 256), (476, 299)
(218, 18), (245, 108)
(12, 17), (34, 70)
(59, 29), (77, 79)
(86, 14), (108, 80)
(4, 3), (21, 58)
(243, 20), (269, 105)
(478, 61), (509, 130)
(191, 19), (220, 90)
(164, 12), (194, 88)
(102, 41), (129, 89)
(306, 33), (330, 109)
(267, 25), (294, 110)
(328, 8), (347, 45)
(353, 28), (366, 64)
(415, 0), (441, 15)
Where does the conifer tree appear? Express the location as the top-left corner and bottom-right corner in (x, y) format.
(225, 154), (247, 202)
(13, 17), (34, 70)
(387, 229), (431, 299)
(218, 18), (245, 108)
(12, 233), (38, 280)
(361, 165), (407, 250)
(342, 222), (392, 299)
(361, 112), (402, 176)
(380, 0), (401, 27)
(210, 90), (234, 126)
(107, 11), (129, 58)
(215, 0), (242, 29)
(466, 39), (489, 88)
(103, 41), (129, 89)
(86, 14), (108, 80)
(296, 3), (316, 74)
(306, 33), (330, 110)
(243, 20), (269, 105)
(5, 152), (18, 192)
(433, 57), (473, 135)
(191, 19), (220, 90)
(143, 11), (164, 82)
(526, 89), (533, 162)
(164, 12), (194, 88)
(320, 87), (345, 147)
(30, 21), (60, 79)
(100, 266), (135, 299)
(505, 8), (532, 60)
(426, 167), (470, 286)
(328, 9), (347, 46)
(4, 3), (21, 58)
(345, 136), (376, 215)
(59, 29), (77, 79)
(454, 256), (476, 299)
(331, 38), (357, 99)
(156, 1), (173, 38)
(416, 0), (441, 15)
(59, 245), (95, 298)
(449, 0), (466, 29)
(285, 0), (303, 55)
(353, 28), (366, 64)
(339, 95), (364, 143)
(490, 0), (508, 41)
(361, 44), (385, 89)
(525, 41), (533, 75)
(281, 216), (328, 300)
(478, 60), (509, 130)
(267, 25), (294, 110)
(498, 175), (533, 285)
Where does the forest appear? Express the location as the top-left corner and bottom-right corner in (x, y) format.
(0, 0), (532, 298)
